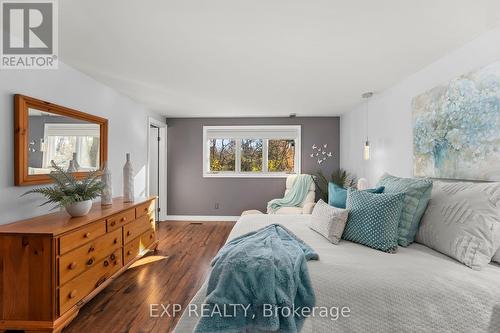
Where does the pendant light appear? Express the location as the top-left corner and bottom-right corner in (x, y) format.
(362, 92), (373, 161)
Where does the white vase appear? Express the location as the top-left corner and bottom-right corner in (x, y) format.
(123, 153), (134, 202)
(101, 162), (113, 206)
(65, 200), (92, 217)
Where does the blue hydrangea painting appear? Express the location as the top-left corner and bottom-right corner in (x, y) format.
(413, 62), (500, 181)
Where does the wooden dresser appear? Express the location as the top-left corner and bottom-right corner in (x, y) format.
(0, 197), (157, 333)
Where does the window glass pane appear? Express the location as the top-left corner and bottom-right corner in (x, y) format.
(209, 139), (236, 171)
(268, 139), (295, 172)
(241, 139), (263, 172)
(44, 135), (99, 170)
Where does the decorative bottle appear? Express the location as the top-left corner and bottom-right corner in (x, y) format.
(123, 153), (134, 202)
(67, 160), (77, 173)
(101, 162), (113, 206)
(72, 152), (80, 170)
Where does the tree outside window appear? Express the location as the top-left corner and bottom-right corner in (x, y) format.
(209, 139), (235, 171)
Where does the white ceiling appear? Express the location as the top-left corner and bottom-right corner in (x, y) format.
(60, 0), (500, 117)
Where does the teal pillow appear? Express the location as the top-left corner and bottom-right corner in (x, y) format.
(376, 173), (433, 247)
(328, 183), (348, 208)
(342, 189), (405, 253)
(328, 182), (384, 209)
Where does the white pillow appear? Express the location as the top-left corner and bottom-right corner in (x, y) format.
(416, 181), (500, 270)
(309, 199), (349, 244)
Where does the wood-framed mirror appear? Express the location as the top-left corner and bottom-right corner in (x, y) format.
(14, 94), (108, 186)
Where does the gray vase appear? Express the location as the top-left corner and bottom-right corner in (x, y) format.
(67, 160), (77, 173)
(123, 153), (134, 202)
(72, 152), (80, 170)
(101, 162), (113, 206)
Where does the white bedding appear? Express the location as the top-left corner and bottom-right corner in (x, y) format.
(174, 214), (500, 333)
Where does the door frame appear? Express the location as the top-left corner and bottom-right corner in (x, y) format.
(147, 117), (167, 221)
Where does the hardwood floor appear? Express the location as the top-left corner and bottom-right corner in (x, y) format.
(63, 221), (235, 333)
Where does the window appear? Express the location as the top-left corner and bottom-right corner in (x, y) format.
(43, 123), (100, 170)
(203, 125), (301, 177)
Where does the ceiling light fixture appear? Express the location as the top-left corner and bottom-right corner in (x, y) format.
(362, 92), (373, 161)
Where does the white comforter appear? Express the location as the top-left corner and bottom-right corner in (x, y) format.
(173, 214), (500, 333)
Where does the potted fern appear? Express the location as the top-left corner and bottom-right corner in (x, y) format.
(23, 163), (105, 217)
(314, 169), (357, 202)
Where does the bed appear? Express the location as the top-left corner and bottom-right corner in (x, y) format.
(174, 214), (500, 333)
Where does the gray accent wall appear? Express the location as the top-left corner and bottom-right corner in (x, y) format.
(167, 117), (340, 216)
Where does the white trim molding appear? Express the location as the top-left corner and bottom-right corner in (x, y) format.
(147, 117), (168, 221)
(164, 215), (239, 222)
(202, 125), (301, 178)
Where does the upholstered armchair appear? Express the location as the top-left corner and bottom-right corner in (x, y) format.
(267, 175), (316, 214)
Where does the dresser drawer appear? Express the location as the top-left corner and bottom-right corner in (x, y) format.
(123, 229), (157, 265)
(106, 208), (136, 232)
(59, 249), (123, 314)
(59, 228), (122, 285)
(135, 200), (155, 218)
(123, 215), (154, 244)
(59, 221), (107, 255)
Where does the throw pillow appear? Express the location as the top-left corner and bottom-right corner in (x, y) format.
(493, 248), (500, 264)
(328, 182), (384, 209)
(309, 199), (349, 244)
(377, 173), (433, 247)
(416, 181), (500, 270)
(342, 189), (405, 253)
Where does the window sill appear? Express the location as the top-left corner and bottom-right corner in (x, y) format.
(203, 172), (298, 178)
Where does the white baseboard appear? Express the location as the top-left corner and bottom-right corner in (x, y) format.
(163, 215), (239, 222)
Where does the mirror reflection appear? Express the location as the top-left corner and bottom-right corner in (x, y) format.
(28, 108), (101, 175)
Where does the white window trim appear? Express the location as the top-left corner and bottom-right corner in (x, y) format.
(203, 125), (301, 178)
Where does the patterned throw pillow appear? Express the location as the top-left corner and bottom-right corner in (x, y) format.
(309, 199), (349, 244)
(377, 173), (433, 247)
(342, 189), (405, 253)
(416, 181), (500, 270)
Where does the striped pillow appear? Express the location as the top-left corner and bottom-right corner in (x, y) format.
(416, 181), (500, 270)
(377, 173), (433, 246)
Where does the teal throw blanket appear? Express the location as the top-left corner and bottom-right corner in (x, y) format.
(267, 175), (313, 213)
(194, 224), (318, 333)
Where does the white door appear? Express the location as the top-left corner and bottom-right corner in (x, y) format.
(149, 125), (160, 220)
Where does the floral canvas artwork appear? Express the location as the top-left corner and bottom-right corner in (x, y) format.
(413, 62), (500, 181)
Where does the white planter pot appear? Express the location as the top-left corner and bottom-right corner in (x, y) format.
(65, 200), (93, 217)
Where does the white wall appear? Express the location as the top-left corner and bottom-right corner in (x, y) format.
(0, 62), (163, 224)
(341, 26), (500, 185)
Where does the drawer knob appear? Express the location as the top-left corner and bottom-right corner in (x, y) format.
(110, 221), (116, 227)
(121, 217), (127, 222)
(68, 262), (77, 270)
(127, 231), (131, 236)
(144, 207), (148, 212)
(88, 246), (95, 253)
(127, 250), (132, 255)
(150, 218), (154, 223)
(87, 258), (94, 266)
(69, 290), (77, 299)
(113, 238), (118, 244)
(84, 232), (91, 238)
(110, 253), (116, 261)
(150, 234), (153, 239)
(103, 260), (109, 267)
